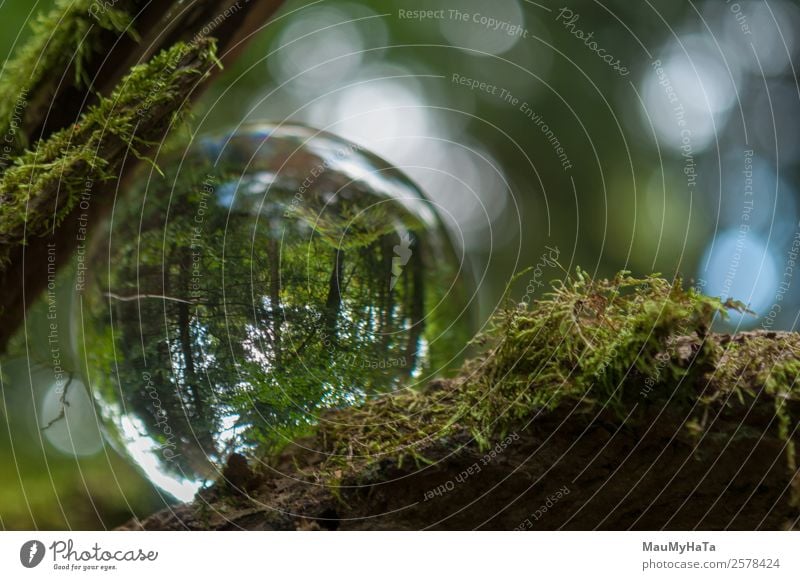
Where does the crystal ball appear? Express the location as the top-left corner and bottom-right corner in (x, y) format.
(76, 123), (474, 499)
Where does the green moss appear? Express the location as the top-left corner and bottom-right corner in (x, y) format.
(458, 270), (742, 435)
(709, 333), (800, 477)
(308, 270), (799, 487)
(0, 38), (219, 266)
(0, 0), (140, 154)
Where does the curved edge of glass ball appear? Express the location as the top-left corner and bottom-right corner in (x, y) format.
(74, 122), (477, 500)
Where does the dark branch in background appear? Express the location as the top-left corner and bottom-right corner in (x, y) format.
(104, 292), (196, 304)
(39, 372), (74, 431)
(0, 0), (288, 352)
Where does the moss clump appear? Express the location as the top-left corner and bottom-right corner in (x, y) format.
(0, 0), (140, 156)
(458, 270), (744, 437)
(710, 333), (800, 475)
(307, 270), (798, 486)
(0, 38), (219, 266)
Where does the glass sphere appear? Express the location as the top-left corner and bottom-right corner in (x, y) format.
(75, 123), (474, 499)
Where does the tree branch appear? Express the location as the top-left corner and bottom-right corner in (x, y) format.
(120, 269), (800, 531)
(0, 0), (288, 352)
(124, 329), (800, 530)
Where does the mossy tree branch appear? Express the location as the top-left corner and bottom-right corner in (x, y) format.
(125, 273), (800, 530)
(0, 38), (220, 265)
(0, 0), (288, 351)
(0, 0), (141, 163)
(0, 0), (287, 162)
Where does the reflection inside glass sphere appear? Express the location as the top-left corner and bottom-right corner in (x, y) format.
(76, 123), (474, 499)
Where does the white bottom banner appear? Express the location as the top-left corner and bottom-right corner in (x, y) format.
(0, 532), (797, 579)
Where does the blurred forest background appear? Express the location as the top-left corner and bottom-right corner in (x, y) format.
(1, 0), (799, 529)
